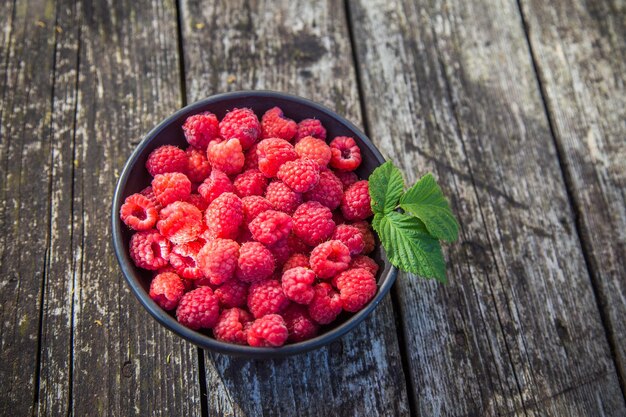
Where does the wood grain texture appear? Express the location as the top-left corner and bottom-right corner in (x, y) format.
(348, 0), (626, 415)
(179, 1), (410, 415)
(519, 0), (626, 385)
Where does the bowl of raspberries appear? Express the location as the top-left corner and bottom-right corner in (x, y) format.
(112, 91), (397, 357)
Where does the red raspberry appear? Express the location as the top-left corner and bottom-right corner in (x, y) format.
(157, 201), (203, 244)
(261, 107), (297, 140)
(295, 118), (327, 142)
(282, 267), (316, 304)
(310, 240), (350, 279)
(304, 170), (343, 210)
(149, 272), (185, 310)
(186, 146), (211, 182)
(198, 169), (235, 204)
(292, 201), (335, 246)
(213, 308), (253, 345)
(185, 193), (209, 211)
(288, 233), (310, 254)
(207, 138), (245, 176)
(247, 279), (290, 319)
(283, 253), (309, 272)
(333, 170), (358, 189)
(283, 304), (319, 342)
(350, 255), (379, 276)
(236, 242), (275, 283)
(176, 287), (220, 330)
(267, 238), (291, 267)
(333, 268), (377, 312)
(243, 143), (259, 170)
(341, 180), (373, 221)
(294, 137), (331, 168)
(214, 279), (249, 308)
(308, 283), (342, 324)
(241, 196), (273, 225)
(329, 136), (362, 172)
(197, 238), (240, 285)
(247, 314), (288, 347)
(219, 107), (261, 150)
(169, 241), (204, 279)
(233, 169), (268, 197)
(140, 186), (161, 211)
(146, 145), (187, 177)
(182, 111), (219, 150)
(120, 193), (158, 231)
(332, 224), (364, 256)
(351, 221), (375, 254)
(152, 172), (192, 207)
(204, 192), (243, 240)
(277, 158), (320, 193)
(265, 181), (302, 214)
(256, 138), (298, 177)
(248, 210), (292, 246)
(129, 230), (170, 270)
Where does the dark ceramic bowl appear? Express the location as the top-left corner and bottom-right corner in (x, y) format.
(112, 91), (397, 358)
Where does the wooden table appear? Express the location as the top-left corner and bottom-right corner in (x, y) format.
(1, 0), (624, 415)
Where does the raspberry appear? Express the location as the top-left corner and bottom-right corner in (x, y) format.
(333, 268), (377, 312)
(185, 193), (209, 211)
(182, 111), (219, 150)
(292, 202), (335, 246)
(351, 221), (375, 254)
(304, 170), (343, 210)
(120, 193), (158, 231)
(186, 146), (211, 182)
(233, 169), (268, 197)
(267, 238), (291, 267)
(169, 241), (204, 279)
(152, 172), (192, 207)
(207, 138), (245, 176)
(149, 272), (185, 310)
(277, 158), (320, 193)
(265, 181), (302, 214)
(308, 283), (342, 324)
(214, 279), (249, 308)
(213, 308), (253, 345)
(241, 196), (273, 225)
(146, 145), (187, 177)
(197, 238), (240, 285)
(219, 108), (261, 150)
(236, 242), (275, 283)
(243, 143), (259, 170)
(176, 286), (220, 330)
(329, 136), (362, 172)
(287, 233), (310, 255)
(256, 138), (298, 177)
(295, 118), (327, 142)
(129, 230), (170, 270)
(261, 107), (297, 140)
(310, 240), (351, 279)
(332, 224), (364, 256)
(294, 137), (331, 168)
(281, 267), (316, 304)
(198, 169), (235, 204)
(140, 186), (161, 211)
(341, 180), (373, 221)
(333, 170), (358, 189)
(247, 314), (288, 347)
(283, 304), (319, 342)
(204, 192), (243, 240)
(350, 255), (379, 276)
(157, 201), (203, 244)
(248, 210), (292, 246)
(283, 253), (309, 272)
(247, 279), (290, 319)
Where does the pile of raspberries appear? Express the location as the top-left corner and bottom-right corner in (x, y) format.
(120, 106), (379, 347)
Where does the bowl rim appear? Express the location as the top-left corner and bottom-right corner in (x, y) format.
(111, 90), (398, 358)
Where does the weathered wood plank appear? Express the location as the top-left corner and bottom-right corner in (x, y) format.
(348, 0), (626, 415)
(519, 0), (626, 385)
(179, 1), (411, 415)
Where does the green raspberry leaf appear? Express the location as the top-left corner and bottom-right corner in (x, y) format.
(369, 161), (405, 215)
(373, 211), (447, 282)
(399, 173), (459, 242)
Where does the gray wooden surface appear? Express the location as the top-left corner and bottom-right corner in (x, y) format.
(0, 0), (624, 416)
